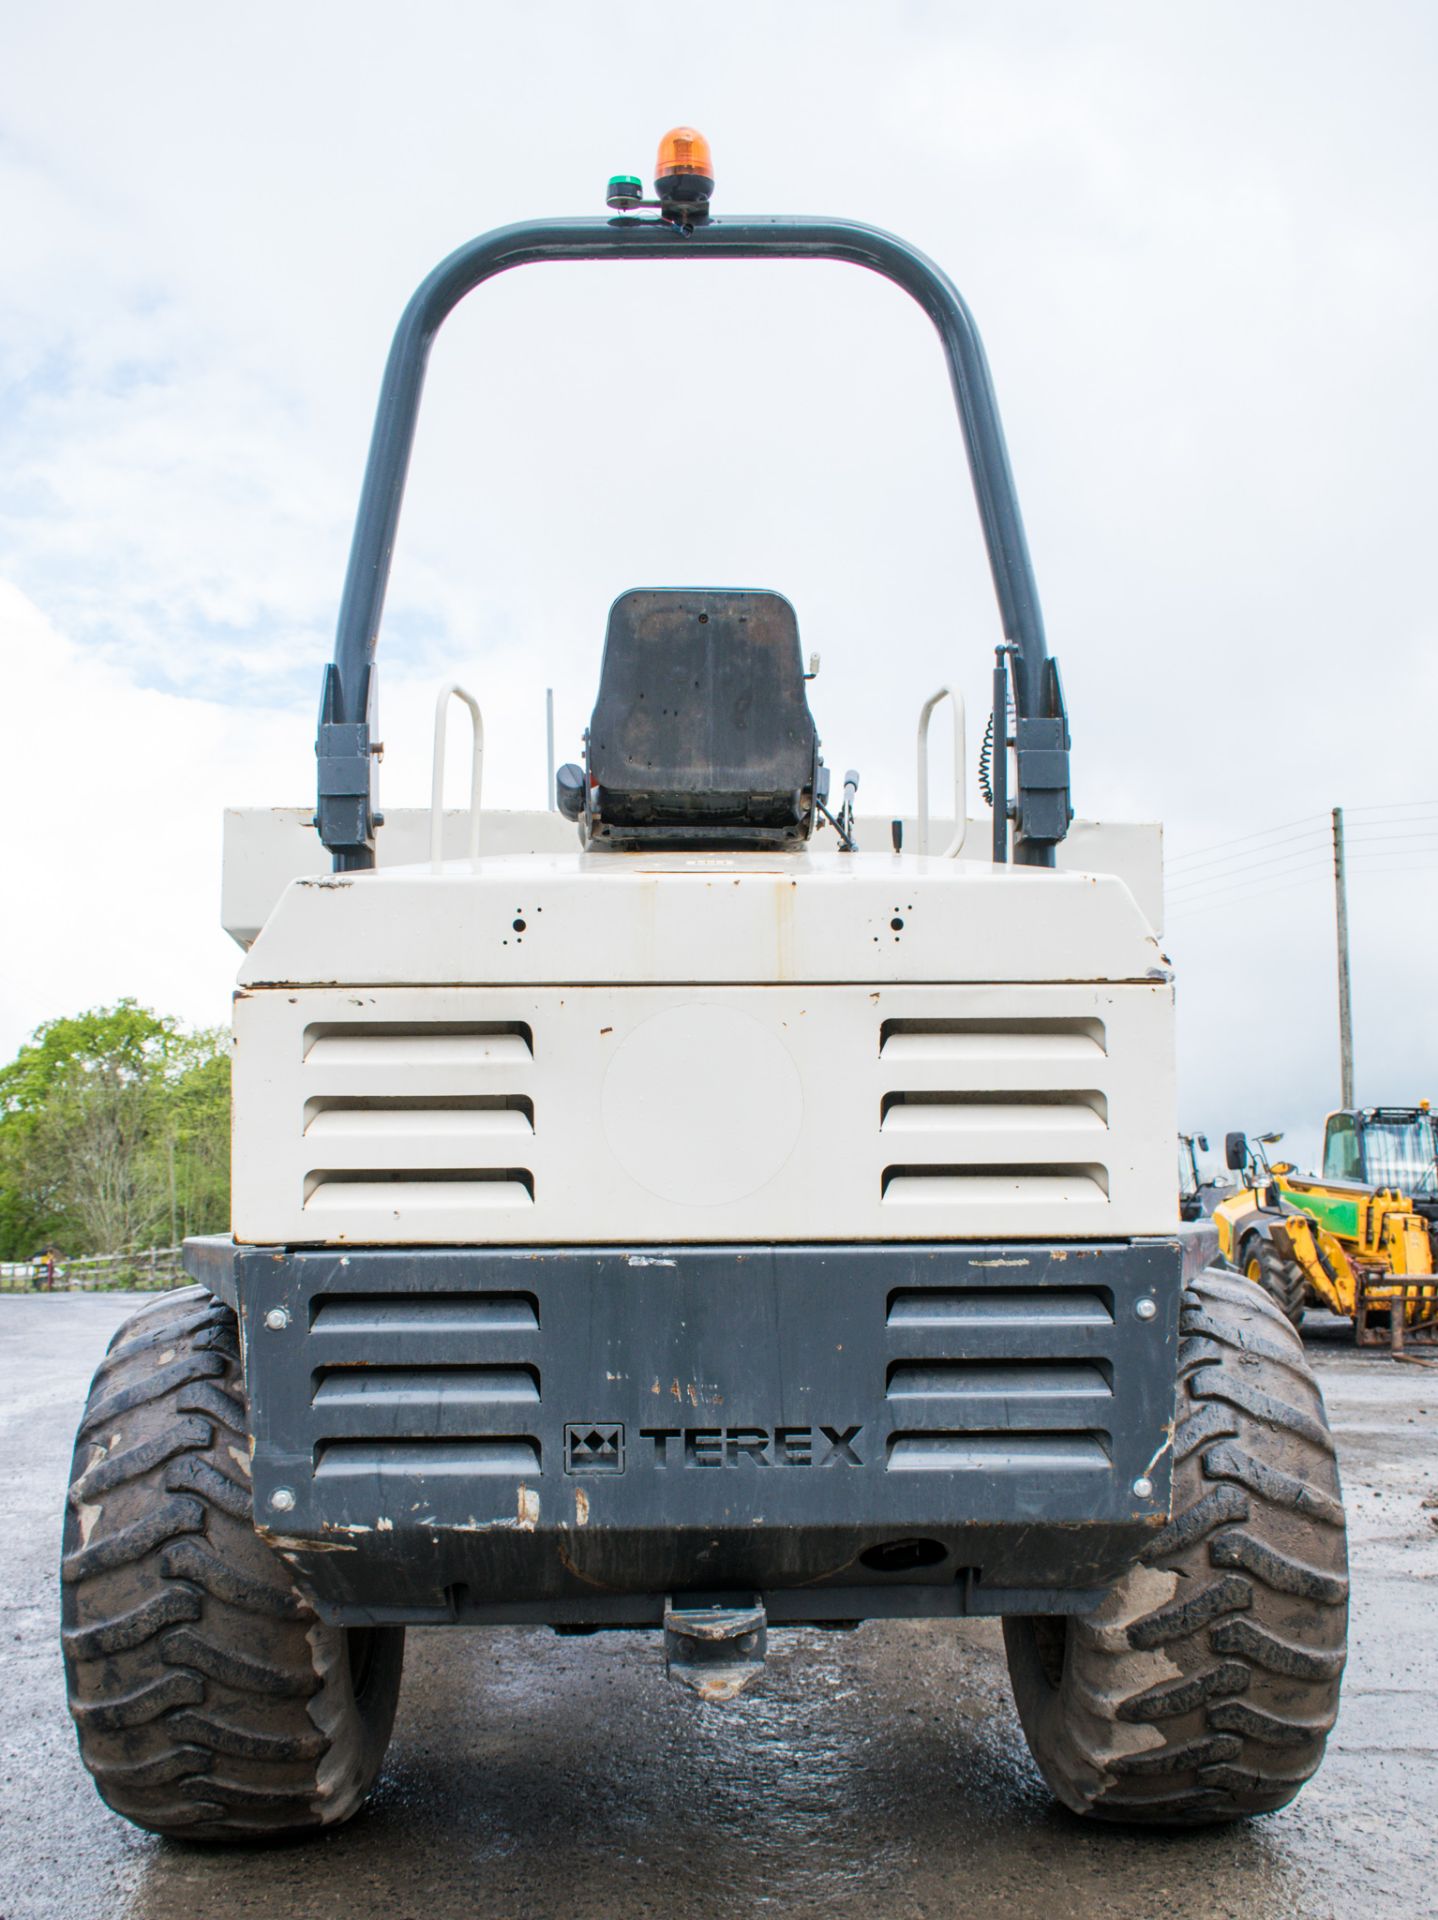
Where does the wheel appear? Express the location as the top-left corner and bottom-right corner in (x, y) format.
(62, 1285), (404, 1841)
(1241, 1235), (1307, 1328)
(1003, 1268), (1348, 1825)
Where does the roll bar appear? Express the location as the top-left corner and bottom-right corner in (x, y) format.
(316, 214), (1072, 869)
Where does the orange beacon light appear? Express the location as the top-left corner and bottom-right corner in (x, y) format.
(654, 127), (714, 216)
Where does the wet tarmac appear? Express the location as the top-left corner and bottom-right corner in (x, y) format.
(2, 1291), (1434, 1920)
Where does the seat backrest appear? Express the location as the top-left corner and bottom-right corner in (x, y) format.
(587, 588), (817, 844)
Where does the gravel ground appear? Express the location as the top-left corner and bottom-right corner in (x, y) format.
(1, 1292), (1433, 1920)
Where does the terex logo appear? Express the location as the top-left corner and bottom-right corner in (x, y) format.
(639, 1425), (864, 1468)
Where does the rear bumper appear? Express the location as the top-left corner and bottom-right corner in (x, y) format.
(188, 1239), (1184, 1626)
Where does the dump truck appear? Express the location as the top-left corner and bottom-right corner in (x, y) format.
(60, 130), (1348, 1840)
(1218, 1115), (1437, 1345)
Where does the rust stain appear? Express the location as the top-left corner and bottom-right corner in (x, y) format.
(555, 1537), (621, 1590)
(265, 1531), (357, 1553)
(694, 1672), (760, 1704)
(774, 874), (796, 982)
(574, 1489), (590, 1526)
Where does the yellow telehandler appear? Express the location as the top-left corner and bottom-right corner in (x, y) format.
(1215, 1108), (1438, 1348)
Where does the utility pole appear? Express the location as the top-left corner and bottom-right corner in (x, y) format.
(1332, 806), (1354, 1108)
(166, 1136), (179, 1247)
(545, 688), (556, 809)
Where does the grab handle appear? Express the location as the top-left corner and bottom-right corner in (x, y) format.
(430, 683), (484, 869)
(916, 687), (967, 857)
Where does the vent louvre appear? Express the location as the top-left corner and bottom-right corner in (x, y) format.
(315, 1437), (540, 1479)
(304, 1095), (533, 1140)
(299, 1022), (535, 1213)
(303, 1021), (533, 1067)
(306, 1299), (542, 1456)
(881, 1165), (1108, 1204)
(312, 1292), (538, 1335)
(887, 1360), (1111, 1400)
(304, 1170), (535, 1211)
(313, 1365), (540, 1409)
(877, 1019), (1114, 1219)
(883, 1280), (1122, 1479)
(888, 1288), (1113, 1328)
(886, 1432), (1111, 1472)
(880, 1091), (1106, 1133)
(879, 1017), (1106, 1062)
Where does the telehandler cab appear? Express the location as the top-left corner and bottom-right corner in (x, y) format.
(61, 130), (1348, 1840)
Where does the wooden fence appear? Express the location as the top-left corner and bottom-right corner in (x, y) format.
(0, 1246), (188, 1293)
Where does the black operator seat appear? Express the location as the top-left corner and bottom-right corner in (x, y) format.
(585, 588), (819, 848)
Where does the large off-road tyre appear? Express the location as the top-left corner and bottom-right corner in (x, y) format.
(62, 1285), (405, 1842)
(1241, 1235), (1307, 1328)
(1003, 1268), (1347, 1825)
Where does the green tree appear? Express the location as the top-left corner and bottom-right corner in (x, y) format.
(0, 1002), (230, 1260)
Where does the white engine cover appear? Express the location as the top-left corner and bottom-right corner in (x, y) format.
(232, 850), (1176, 1247)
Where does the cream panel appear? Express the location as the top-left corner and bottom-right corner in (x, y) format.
(232, 982), (1177, 1246)
(221, 811), (1164, 948)
(238, 852), (1169, 991)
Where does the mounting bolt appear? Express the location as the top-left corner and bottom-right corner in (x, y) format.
(264, 1307), (291, 1331)
(1132, 1476), (1154, 1499)
(269, 1487), (296, 1513)
(1135, 1297), (1157, 1321)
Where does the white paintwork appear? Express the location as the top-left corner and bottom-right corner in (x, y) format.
(237, 851), (1169, 991)
(880, 1100), (1106, 1135)
(221, 807), (576, 950)
(916, 688), (967, 857)
(429, 685), (484, 868)
(599, 1003), (806, 1206)
(225, 762), (1175, 1251)
(220, 808), (1165, 947)
(231, 979), (1176, 1245)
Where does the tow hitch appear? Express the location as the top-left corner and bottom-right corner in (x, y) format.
(663, 1597), (768, 1703)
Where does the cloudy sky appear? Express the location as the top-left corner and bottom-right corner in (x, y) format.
(2, 0), (1434, 1173)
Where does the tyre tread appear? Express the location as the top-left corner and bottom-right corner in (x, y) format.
(62, 1287), (403, 1843)
(1003, 1266), (1348, 1826)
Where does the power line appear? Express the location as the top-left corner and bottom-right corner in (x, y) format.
(1166, 815), (1326, 870)
(1164, 861), (1333, 912)
(1165, 872), (1332, 923)
(1348, 860), (1438, 874)
(1342, 829), (1438, 847)
(1167, 850), (1438, 921)
(1166, 863), (1332, 906)
(1165, 847), (1331, 896)
(1167, 801), (1438, 874)
(1162, 804), (1438, 925)
(1174, 843), (1438, 889)
(1166, 829), (1330, 880)
(1166, 839), (1332, 884)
